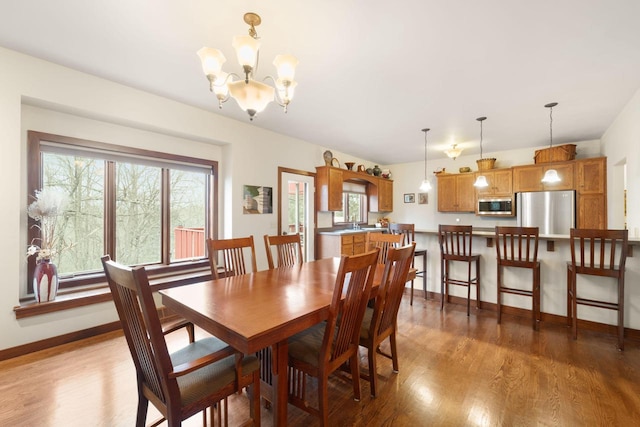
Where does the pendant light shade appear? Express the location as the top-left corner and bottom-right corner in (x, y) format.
(541, 168), (561, 183)
(473, 117), (489, 188)
(419, 128), (432, 191)
(541, 102), (561, 183)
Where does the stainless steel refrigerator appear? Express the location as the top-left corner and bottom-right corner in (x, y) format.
(516, 190), (576, 235)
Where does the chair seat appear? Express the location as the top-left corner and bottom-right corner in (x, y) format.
(172, 337), (260, 407)
(288, 322), (327, 368)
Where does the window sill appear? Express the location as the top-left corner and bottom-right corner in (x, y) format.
(14, 267), (213, 319)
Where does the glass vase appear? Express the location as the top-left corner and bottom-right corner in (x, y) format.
(33, 258), (58, 302)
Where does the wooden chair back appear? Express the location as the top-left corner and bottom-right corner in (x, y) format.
(370, 243), (416, 339)
(439, 224), (474, 260)
(569, 228), (628, 277)
(495, 226), (539, 268)
(263, 233), (304, 269)
(365, 232), (403, 264)
(207, 236), (257, 279)
(389, 223), (416, 246)
(323, 249), (379, 371)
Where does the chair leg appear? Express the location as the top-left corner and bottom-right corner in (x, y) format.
(475, 258), (481, 310)
(367, 345), (377, 397)
(533, 265), (541, 331)
(389, 331), (399, 373)
(423, 252), (428, 300)
(618, 277), (625, 351)
(571, 272), (578, 340)
(136, 393), (149, 427)
(440, 259), (446, 311)
(319, 375), (329, 427)
(410, 279), (414, 306)
(566, 267), (572, 328)
(350, 353), (362, 402)
(497, 265), (502, 324)
(466, 261), (472, 316)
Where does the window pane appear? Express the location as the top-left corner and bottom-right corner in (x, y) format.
(347, 193), (362, 222)
(116, 163), (161, 265)
(170, 170), (206, 261)
(42, 153), (105, 276)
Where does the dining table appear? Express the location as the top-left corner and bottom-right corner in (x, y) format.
(160, 257), (385, 426)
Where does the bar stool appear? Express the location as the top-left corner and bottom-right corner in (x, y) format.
(567, 228), (628, 350)
(495, 226), (541, 330)
(388, 223), (427, 305)
(438, 224), (480, 316)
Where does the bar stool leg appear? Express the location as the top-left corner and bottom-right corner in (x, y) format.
(533, 265), (540, 331)
(475, 258), (481, 310)
(440, 259), (446, 311)
(497, 265), (503, 324)
(618, 276), (625, 351)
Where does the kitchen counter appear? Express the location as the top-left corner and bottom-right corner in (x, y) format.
(317, 227), (384, 236)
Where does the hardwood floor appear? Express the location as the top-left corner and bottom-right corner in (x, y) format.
(2, 297), (640, 426)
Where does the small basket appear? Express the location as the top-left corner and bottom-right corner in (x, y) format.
(534, 144), (576, 164)
(476, 158), (496, 171)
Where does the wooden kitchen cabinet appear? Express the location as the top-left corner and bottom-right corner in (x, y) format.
(437, 173), (476, 212)
(369, 178), (393, 212)
(512, 162), (574, 192)
(316, 166), (343, 211)
(475, 168), (513, 197)
(317, 232), (369, 258)
(576, 157), (607, 229)
(316, 165), (393, 213)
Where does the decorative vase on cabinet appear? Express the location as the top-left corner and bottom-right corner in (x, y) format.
(33, 258), (58, 302)
(372, 165), (382, 176)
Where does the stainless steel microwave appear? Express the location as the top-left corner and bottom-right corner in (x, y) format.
(477, 198), (514, 216)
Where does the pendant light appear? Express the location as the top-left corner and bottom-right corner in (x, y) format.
(541, 102), (561, 183)
(473, 117), (489, 188)
(419, 128), (432, 191)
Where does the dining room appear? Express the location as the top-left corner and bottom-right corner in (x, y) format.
(3, 1), (640, 426)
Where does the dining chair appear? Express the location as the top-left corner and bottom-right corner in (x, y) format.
(438, 224), (481, 316)
(359, 243), (415, 397)
(388, 223), (428, 305)
(495, 226), (541, 330)
(365, 232), (403, 264)
(287, 249), (380, 426)
(101, 255), (261, 427)
(567, 228), (628, 350)
(207, 236), (258, 279)
(263, 233), (304, 269)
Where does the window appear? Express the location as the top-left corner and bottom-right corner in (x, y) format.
(27, 131), (217, 292)
(333, 182), (368, 225)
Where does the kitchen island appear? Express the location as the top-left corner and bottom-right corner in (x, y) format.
(412, 228), (640, 338)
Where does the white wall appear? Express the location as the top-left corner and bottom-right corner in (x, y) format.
(601, 87), (640, 236)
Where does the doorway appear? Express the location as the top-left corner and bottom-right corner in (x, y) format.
(278, 168), (316, 261)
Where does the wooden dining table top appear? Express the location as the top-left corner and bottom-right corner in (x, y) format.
(160, 257), (385, 354)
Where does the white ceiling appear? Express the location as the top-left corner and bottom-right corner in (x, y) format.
(2, 0), (640, 165)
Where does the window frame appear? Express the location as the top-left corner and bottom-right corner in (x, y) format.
(27, 131), (218, 293)
(332, 191), (368, 225)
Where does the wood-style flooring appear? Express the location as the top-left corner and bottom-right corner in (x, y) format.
(2, 297), (640, 426)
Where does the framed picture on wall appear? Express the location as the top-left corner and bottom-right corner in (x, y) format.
(418, 193), (428, 204)
(404, 193), (415, 203)
(243, 185), (273, 214)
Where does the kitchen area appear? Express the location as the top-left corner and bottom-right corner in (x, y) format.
(314, 141), (640, 337)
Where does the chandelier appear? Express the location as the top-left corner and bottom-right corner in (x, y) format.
(197, 12), (299, 121)
(444, 143), (463, 160)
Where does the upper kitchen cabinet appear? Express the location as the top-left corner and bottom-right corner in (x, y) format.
(575, 157), (607, 229)
(437, 173), (475, 212)
(369, 177), (393, 212)
(475, 168), (513, 197)
(316, 166), (343, 211)
(316, 166), (393, 212)
(512, 162), (574, 192)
